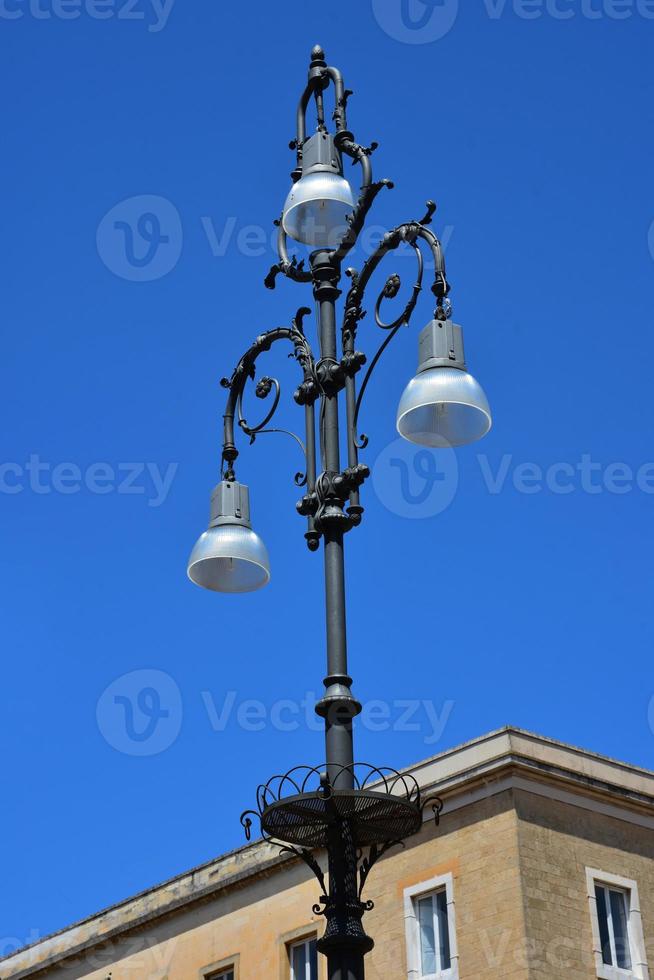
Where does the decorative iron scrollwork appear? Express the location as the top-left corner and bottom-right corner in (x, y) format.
(358, 839), (405, 907)
(422, 795), (445, 826)
(239, 762), (430, 849)
(219, 310), (318, 489)
(239, 763), (444, 942)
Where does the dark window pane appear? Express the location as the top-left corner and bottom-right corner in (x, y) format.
(595, 885), (613, 965)
(418, 895), (436, 975)
(292, 942), (307, 979)
(309, 939), (318, 980)
(436, 889), (451, 969)
(609, 889), (632, 970)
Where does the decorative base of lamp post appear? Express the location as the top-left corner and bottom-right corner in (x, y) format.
(241, 764), (443, 974)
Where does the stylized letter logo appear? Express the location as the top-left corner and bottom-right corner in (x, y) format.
(97, 669), (182, 756)
(401, 0), (440, 30)
(113, 212), (170, 269)
(373, 437), (458, 519)
(113, 686), (171, 742)
(390, 450), (446, 506)
(372, 0), (459, 44)
(96, 195), (182, 282)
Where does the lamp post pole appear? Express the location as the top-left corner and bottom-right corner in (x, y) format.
(188, 46), (492, 980)
(311, 249), (358, 788)
(312, 249), (370, 979)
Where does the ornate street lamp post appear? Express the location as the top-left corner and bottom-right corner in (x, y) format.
(188, 46), (491, 980)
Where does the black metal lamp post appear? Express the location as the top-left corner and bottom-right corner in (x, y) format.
(188, 46), (492, 980)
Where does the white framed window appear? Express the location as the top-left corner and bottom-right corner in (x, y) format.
(290, 936), (318, 980)
(207, 970), (234, 980)
(404, 873), (459, 979)
(586, 869), (650, 980)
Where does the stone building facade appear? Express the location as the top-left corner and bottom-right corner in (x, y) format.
(3, 727), (654, 979)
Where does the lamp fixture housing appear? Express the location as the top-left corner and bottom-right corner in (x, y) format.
(396, 319), (492, 448)
(187, 481), (271, 594)
(282, 132), (356, 247)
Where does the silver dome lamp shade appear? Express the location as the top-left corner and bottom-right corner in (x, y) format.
(187, 480), (270, 594)
(282, 132), (356, 248)
(397, 319), (492, 448)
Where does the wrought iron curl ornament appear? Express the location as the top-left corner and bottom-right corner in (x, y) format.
(423, 795), (445, 826)
(357, 838), (405, 908)
(239, 811), (331, 917)
(342, 208), (451, 455)
(238, 375), (281, 441)
(220, 307), (318, 490)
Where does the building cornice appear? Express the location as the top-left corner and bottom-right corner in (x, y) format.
(409, 727), (654, 824)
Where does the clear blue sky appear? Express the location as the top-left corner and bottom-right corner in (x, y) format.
(2, 0), (653, 951)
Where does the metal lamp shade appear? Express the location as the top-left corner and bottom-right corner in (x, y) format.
(396, 367), (492, 448)
(396, 320), (491, 448)
(282, 172), (355, 247)
(187, 524), (270, 594)
(187, 480), (270, 594)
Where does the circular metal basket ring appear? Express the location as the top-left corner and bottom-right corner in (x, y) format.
(260, 789), (423, 848)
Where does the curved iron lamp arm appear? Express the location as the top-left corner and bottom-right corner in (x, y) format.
(219, 308), (320, 544)
(338, 204), (451, 513)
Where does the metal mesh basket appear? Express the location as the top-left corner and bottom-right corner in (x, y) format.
(261, 787), (423, 847)
(242, 763), (436, 848)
